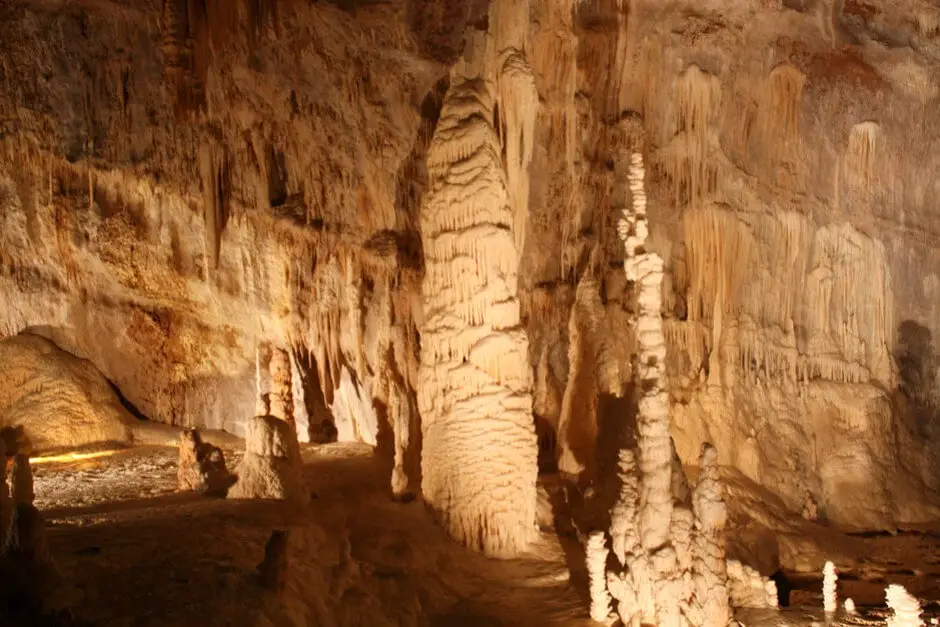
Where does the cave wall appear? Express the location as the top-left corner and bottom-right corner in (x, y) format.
(1, 0), (940, 530)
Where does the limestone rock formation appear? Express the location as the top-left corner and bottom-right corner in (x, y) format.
(823, 560), (838, 614)
(257, 530), (290, 592)
(886, 584), (925, 627)
(416, 4), (538, 557)
(10, 454), (34, 506)
(1, 0), (940, 588)
(229, 415), (305, 503)
(0, 334), (135, 451)
(177, 428), (234, 496)
(726, 559), (778, 610)
(586, 530), (613, 623)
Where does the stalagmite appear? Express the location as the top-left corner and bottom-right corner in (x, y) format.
(622, 153), (673, 552)
(269, 347), (295, 429)
(844, 598), (857, 615)
(886, 584), (924, 627)
(177, 428), (233, 496)
(586, 531), (613, 623)
(416, 28), (537, 556)
(823, 560), (838, 614)
(727, 559), (779, 609)
(229, 415), (306, 503)
(610, 448), (640, 567)
(10, 454), (34, 506)
(692, 443), (731, 627)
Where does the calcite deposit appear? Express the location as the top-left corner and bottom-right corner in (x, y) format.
(229, 415), (305, 503)
(177, 428), (233, 496)
(0, 0), (939, 622)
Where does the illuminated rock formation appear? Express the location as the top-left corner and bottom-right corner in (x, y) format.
(177, 428), (233, 496)
(586, 531), (613, 623)
(823, 560), (838, 614)
(886, 584), (924, 627)
(229, 416), (305, 503)
(269, 348), (295, 429)
(691, 443), (731, 627)
(0, 334), (135, 451)
(604, 152), (735, 627)
(726, 560), (779, 610)
(416, 5), (538, 556)
(844, 598), (857, 615)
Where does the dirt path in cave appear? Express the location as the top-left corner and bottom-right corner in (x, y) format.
(20, 442), (940, 626)
(29, 443), (589, 627)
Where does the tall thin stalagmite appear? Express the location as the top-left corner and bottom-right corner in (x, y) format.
(605, 152), (734, 626)
(417, 28), (538, 556)
(622, 153), (673, 551)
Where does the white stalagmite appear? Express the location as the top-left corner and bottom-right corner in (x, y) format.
(844, 598), (857, 615)
(417, 29), (538, 557)
(823, 560), (838, 614)
(586, 531), (613, 623)
(727, 559), (779, 609)
(886, 584), (925, 627)
(692, 443), (731, 627)
(610, 448), (641, 567)
(621, 153), (673, 553)
(269, 347), (294, 429)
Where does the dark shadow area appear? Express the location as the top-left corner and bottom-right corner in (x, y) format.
(106, 380), (149, 422)
(293, 347), (336, 444)
(770, 570), (792, 607)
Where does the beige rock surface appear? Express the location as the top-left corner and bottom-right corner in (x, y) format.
(0, 0), (938, 567)
(228, 415), (305, 502)
(0, 333), (135, 451)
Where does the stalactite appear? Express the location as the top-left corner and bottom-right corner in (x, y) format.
(760, 64), (805, 172)
(845, 121), (879, 192)
(497, 51), (538, 254)
(417, 35), (537, 557)
(198, 139), (230, 270)
(670, 65), (722, 209)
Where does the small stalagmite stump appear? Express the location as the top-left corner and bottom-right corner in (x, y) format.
(177, 428), (234, 496)
(229, 416), (305, 502)
(257, 529), (290, 592)
(11, 454), (35, 506)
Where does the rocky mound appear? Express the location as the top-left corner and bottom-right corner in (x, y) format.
(0, 333), (136, 452)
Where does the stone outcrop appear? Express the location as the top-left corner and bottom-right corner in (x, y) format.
(177, 428), (234, 496)
(229, 416), (305, 503)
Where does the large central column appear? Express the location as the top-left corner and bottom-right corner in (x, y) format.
(417, 34), (538, 558)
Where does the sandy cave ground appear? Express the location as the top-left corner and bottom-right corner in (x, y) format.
(14, 437), (940, 627)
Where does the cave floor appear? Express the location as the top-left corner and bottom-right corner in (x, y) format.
(18, 443), (940, 626)
(30, 442), (588, 627)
